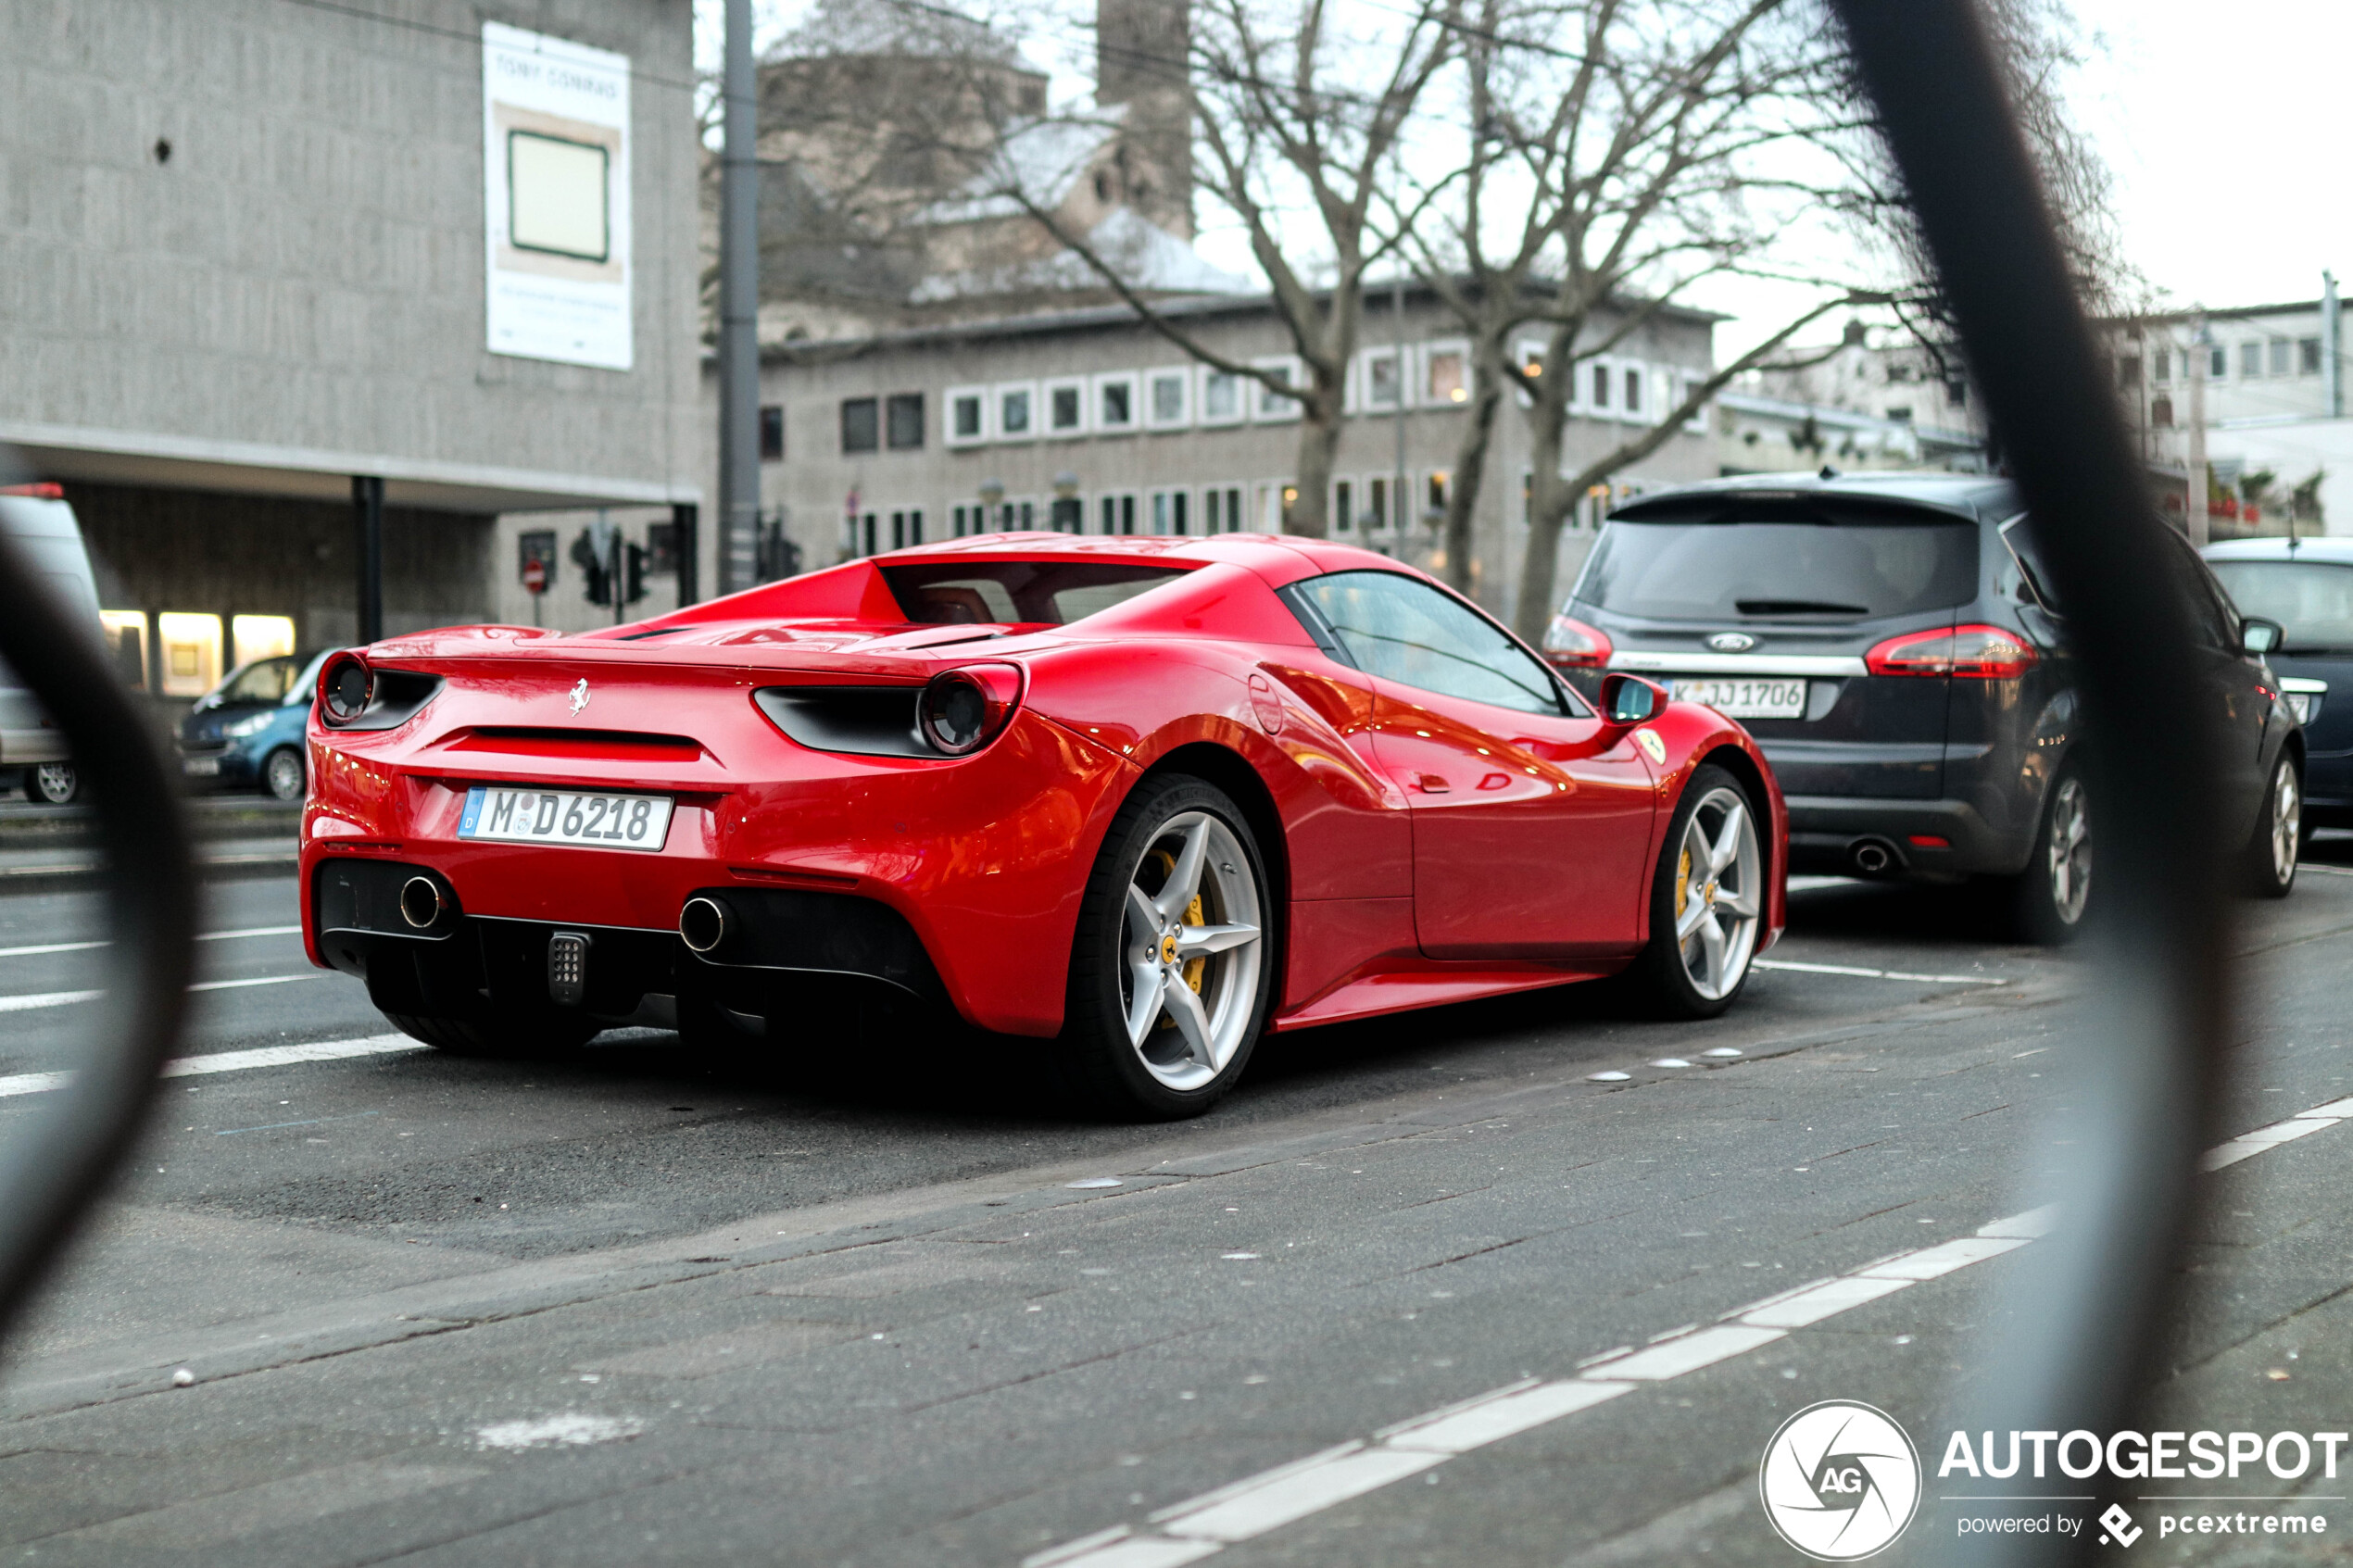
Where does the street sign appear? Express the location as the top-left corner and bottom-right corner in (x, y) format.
(522, 558), (547, 596)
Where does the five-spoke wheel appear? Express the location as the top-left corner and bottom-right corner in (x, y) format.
(1626, 763), (1765, 1018)
(1063, 776), (1272, 1118)
(2243, 752), (2301, 898)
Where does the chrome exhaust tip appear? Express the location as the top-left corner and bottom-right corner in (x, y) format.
(398, 875), (447, 930)
(680, 896), (728, 955)
(1850, 838), (1898, 875)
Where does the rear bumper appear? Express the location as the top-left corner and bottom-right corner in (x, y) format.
(1785, 794), (2033, 879)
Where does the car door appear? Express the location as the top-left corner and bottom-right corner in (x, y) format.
(2171, 537), (2272, 835)
(1285, 571), (1658, 960)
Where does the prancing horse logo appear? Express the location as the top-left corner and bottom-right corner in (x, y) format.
(568, 678), (591, 717)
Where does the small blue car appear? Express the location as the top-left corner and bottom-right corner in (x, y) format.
(176, 649), (333, 799)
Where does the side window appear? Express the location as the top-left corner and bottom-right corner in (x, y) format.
(1290, 571), (1564, 715)
(1998, 518), (2059, 612)
(2164, 538), (2233, 648)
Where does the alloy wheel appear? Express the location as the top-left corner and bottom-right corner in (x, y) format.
(31, 763), (77, 806)
(2270, 763), (2301, 884)
(266, 748), (307, 801)
(1118, 811), (1263, 1092)
(2046, 775), (2091, 924)
(1673, 786), (1762, 1001)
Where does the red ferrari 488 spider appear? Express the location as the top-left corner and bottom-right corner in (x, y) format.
(300, 533), (1785, 1118)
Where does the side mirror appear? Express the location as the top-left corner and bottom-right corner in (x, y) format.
(2242, 617), (2284, 657)
(1598, 671), (1661, 724)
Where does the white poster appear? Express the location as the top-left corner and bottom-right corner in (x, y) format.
(483, 21), (633, 370)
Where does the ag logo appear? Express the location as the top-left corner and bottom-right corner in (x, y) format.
(1633, 727), (1667, 765)
(2098, 1503), (2142, 1547)
(1706, 631), (1758, 653)
(1758, 1400), (1921, 1561)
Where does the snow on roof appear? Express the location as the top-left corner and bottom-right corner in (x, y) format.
(773, 0), (1022, 65)
(909, 206), (1254, 303)
(916, 109), (1126, 224)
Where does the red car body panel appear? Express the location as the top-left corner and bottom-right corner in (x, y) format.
(300, 534), (1786, 1041)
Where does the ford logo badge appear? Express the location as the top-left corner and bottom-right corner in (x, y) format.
(1706, 632), (1757, 653)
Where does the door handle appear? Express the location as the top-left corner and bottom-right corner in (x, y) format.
(1415, 772), (1450, 794)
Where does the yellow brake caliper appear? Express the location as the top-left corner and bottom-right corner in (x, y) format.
(1149, 849), (1210, 997)
(1675, 847), (1692, 922)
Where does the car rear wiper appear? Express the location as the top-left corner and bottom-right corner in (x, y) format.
(1734, 598), (1869, 617)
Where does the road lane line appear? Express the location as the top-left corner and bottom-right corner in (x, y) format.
(0, 1033), (423, 1098)
(0, 973), (321, 1014)
(0, 926), (304, 961)
(1026, 1096), (2353, 1568)
(1754, 959), (2007, 985)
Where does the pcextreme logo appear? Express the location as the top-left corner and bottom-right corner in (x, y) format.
(1759, 1400), (1923, 1561)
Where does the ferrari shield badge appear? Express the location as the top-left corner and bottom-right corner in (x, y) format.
(1634, 727), (1667, 765)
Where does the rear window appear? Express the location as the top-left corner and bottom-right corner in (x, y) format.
(2207, 559), (2353, 650)
(881, 561), (1189, 626)
(1579, 512), (1980, 621)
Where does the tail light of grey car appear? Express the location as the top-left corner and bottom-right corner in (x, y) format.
(1541, 612), (1613, 670)
(1863, 623), (2038, 679)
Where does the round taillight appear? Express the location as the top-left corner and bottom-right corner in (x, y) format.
(321, 656), (371, 725)
(918, 664), (1023, 756)
(1541, 612), (1613, 669)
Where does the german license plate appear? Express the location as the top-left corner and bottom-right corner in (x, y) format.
(181, 757), (220, 776)
(1670, 678), (1807, 719)
(458, 785), (673, 852)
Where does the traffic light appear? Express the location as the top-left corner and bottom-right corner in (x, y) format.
(623, 542), (648, 605)
(569, 530), (611, 606)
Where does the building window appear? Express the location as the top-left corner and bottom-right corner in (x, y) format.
(1367, 475), (1390, 531)
(2116, 355), (2142, 389)
(1047, 495), (1080, 533)
(1202, 370), (1241, 423)
(1099, 493), (1138, 534)
(1202, 485), (1244, 533)
(2210, 345), (2228, 379)
(1591, 362), (1611, 409)
(1279, 484), (1299, 531)
(2301, 336), (2323, 376)
(1622, 366), (1643, 413)
(1425, 470), (1449, 521)
(1047, 379), (1086, 434)
(1147, 369), (1189, 427)
(1334, 479), (1353, 533)
(2242, 342), (2263, 378)
(1885, 405), (1912, 423)
(1427, 348), (1467, 405)
(1945, 379), (1968, 407)
(887, 509), (924, 548)
(157, 611), (223, 697)
(998, 384), (1035, 438)
(886, 393), (924, 449)
(949, 389), (985, 445)
(760, 405), (785, 460)
(1095, 373), (1137, 433)
(1363, 349), (1403, 409)
(1254, 358), (1302, 420)
(2151, 396), (2173, 428)
(2152, 350), (2171, 385)
(2270, 339), (2290, 377)
(841, 397), (878, 454)
(1150, 490), (1188, 535)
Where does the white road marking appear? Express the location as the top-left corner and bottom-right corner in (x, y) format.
(0, 1033), (422, 1098)
(0, 972), (319, 1014)
(0, 926), (302, 961)
(1755, 958), (2007, 985)
(1026, 1098), (2353, 1568)
(473, 1413), (644, 1451)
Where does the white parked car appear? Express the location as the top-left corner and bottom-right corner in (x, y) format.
(0, 483), (105, 805)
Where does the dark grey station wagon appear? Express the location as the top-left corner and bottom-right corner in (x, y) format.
(1543, 471), (2304, 940)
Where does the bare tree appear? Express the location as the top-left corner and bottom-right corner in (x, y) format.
(1006, 0), (1461, 536)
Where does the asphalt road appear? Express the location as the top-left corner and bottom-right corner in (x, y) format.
(1, 854), (2350, 1565)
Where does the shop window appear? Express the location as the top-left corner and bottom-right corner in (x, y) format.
(232, 614), (296, 671)
(157, 612), (222, 697)
(99, 610), (147, 688)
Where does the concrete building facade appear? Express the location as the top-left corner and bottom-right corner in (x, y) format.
(748, 288), (1722, 619)
(2, 0), (709, 688)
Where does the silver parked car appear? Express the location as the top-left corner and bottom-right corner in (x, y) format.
(0, 484), (105, 804)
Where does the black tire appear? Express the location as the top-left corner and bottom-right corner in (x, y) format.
(2240, 751), (2301, 898)
(1620, 763), (1767, 1020)
(2012, 765), (2093, 945)
(384, 1009), (599, 1058)
(262, 746), (307, 801)
(1056, 774), (1275, 1121)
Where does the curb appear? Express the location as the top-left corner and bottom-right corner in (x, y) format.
(0, 846), (299, 896)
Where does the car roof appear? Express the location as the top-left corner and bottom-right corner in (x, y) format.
(1608, 470), (2019, 525)
(2201, 537), (2353, 564)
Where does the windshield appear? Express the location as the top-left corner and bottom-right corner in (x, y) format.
(217, 655), (307, 705)
(1580, 517), (1980, 621)
(881, 561), (1189, 626)
(2205, 560), (2353, 650)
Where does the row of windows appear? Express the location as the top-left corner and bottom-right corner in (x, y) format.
(2145, 337), (2326, 386)
(821, 346), (1699, 457)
